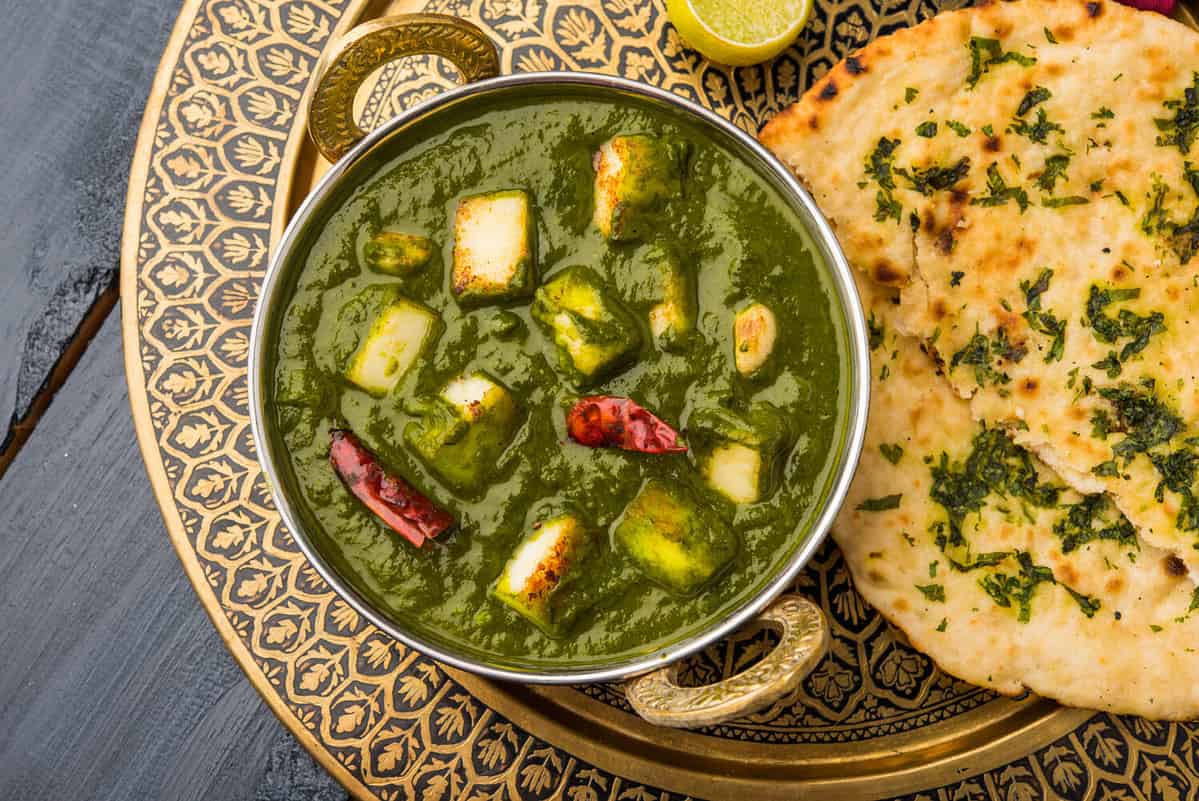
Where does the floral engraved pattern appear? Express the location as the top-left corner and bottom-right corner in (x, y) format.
(127, 0), (1199, 799)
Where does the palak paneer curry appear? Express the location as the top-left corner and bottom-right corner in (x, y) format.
(270, 93), (849, 662)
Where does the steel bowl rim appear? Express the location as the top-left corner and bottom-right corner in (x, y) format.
(249, 70), (871, 685)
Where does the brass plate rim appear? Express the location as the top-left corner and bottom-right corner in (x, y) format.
(120, 1), (381, 798)
(459, 679), (1093, 799)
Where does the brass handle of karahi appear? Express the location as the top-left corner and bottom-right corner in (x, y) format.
(623, 594), (828, 728)
(306, 13), (500, 163)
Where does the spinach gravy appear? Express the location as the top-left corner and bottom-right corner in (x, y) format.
(270, 92), (849, 664)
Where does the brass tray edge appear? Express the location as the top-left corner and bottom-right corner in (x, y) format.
(120, 1), (379, 799)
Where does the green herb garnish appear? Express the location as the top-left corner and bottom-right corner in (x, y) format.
(980, 551), (1055, 623)
(880, 443), (904, 464)
(1141, 175), (1171, 236)
(1020, 268), (1066, 362)
(1021, 268), (1052, 309)
(1009, 107), (1064, 144)
(857, 494), (903, 512)
(1150, 449), (1199, 530)
(1053, 494), (1137, 553)
(865, 137), (903, 224)
(1025, 310), (1066, 362)
(1097, 383), (1185, 461)
(1042, 195), (1090, 208)
(945, 120), (972, 137)
(896, 157), (971, 195)
(966, 37), (1036, 90)
(929, 427), (1060, 549)
(1084, 285), (1164, 361)
(1035, 154), (1070, 192)
(1155, 72), (1199, 155)
(916, 583), (946, 602)
(868, 312), (885, 351)
(1065, 587), (1102, 618)
(972, 162), (1029, 211)
(1092, 352), (1122, 378)
(1141, 169), (1199, 265)
(950, 331), (1013, 386)
(1016, 86), (1051, 117)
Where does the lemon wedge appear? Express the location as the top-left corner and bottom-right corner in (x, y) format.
(667, 0), (812, 66)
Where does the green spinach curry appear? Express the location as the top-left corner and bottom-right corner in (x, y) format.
(270, 92), (849, 664)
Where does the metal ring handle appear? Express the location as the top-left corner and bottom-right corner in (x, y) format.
(306, 13), (501, 163)
(623, 594), (828, 729)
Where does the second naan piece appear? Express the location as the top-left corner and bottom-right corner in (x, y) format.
(835, 280), (1199, 718)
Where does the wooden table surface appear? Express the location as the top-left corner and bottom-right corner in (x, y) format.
(0, 1), (346, 797)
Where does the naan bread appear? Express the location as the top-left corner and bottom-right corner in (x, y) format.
(834, 279), (1199, 718)
(762, 0), (1199, 573)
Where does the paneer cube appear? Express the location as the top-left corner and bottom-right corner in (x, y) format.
(452, 190), (536, 305)
(734, 302), (778, 376)
(492, 512), (594, 634)
(364, 231), (433, 276)
(344, 298), (438, 396)
(643, 244), (697, 351)
(688, 404), (790, 504)
(531, 265), (642, 387)
(404, 371), (518, 494)
(613, 480), (737, 595)
(593, 135), (687, 242)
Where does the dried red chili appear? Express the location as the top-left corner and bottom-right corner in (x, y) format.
(329, 429), (455, 547)
(566, 396), (687, 454)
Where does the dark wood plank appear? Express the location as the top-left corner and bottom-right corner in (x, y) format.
(0, 309), (347, 801)
(0, 0), (181, 459)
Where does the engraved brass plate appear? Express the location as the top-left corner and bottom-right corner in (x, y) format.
(122, 0), (1199, 798)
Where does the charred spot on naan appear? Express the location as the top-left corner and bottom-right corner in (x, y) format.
(871, 260), (906, 285)
(936, 229), (956, 255)
(928, 297), (950, 322)
(1056, 561), (1081, 586)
